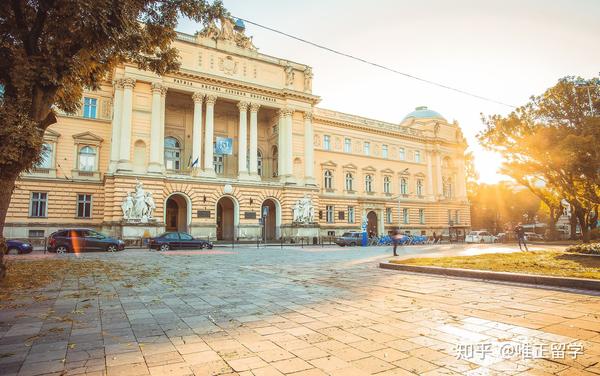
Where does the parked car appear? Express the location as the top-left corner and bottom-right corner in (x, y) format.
(335, 232), (362, 247)
(4, 240), (33, 255)
(148, 232), (213, 251)
(525, 232), (544, 241)
(465, 231), (497, 243)
(47, 229), (125, 254)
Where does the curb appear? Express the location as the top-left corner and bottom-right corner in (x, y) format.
(379, 261), (600, 291)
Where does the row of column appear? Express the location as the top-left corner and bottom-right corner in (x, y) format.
(109, 77), (316, 184)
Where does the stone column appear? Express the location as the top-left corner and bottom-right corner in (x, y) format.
(117, 77), (135, 171)
(458, 157), (467, 199)
(277, 109), (286, 178)
(158, 87), (167, 171)
(237, 101), (249, 180)
(284, 109), (295, 183)
(436, 151), (443, 198)
(108, 79), (124, 172)
(191, 92), (204, 175)
(203, 95), (217, 177)
(148, 82), (165, 173)
(248, 103), (260, 179)
(426, 150), (434, 199)
(303, 111), (315, 185)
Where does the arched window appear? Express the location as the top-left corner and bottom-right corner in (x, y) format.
(365, 174), (373, 193)
(164, 137), (181, 170)
(257, 150), (263, 176)
(345, 172), (354, 191)
(383, 176), (391, 194)
(400, 178), (408, 195)
(416, 179), (423, 196)
(78, 146), (96, 171)
(324, 170), (333, 189)
(36, 143), (53, 169)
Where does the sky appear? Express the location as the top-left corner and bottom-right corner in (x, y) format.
(177, 0), (600, 183)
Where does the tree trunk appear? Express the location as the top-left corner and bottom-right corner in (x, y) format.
(547, 207), (558, 241)
(574, 207), (590, 243)
(0, 174), (17, 280)
(570, 213), (578, 241)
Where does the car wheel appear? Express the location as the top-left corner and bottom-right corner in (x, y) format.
(106, 244), (118, 253)
(350, 242), (357, 246)
(159, 244), (170, 252)
(6, 247), (19, 255)
(56, 246), (68, 255)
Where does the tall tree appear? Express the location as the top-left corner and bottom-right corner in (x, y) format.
(479, 76), (600, 242)
(0, 0), (225, 278)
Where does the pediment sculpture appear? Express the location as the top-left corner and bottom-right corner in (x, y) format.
(198, 16), (257, 51)
(292, 194), (315, 224)
(121, 180), (156, 223)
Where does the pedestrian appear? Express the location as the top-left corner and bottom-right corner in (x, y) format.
(392, 228), (400, 256)
(514, 222), (528, 251)
(432, 231), (437, 244)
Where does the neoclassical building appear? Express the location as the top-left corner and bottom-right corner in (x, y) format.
(4, 18), (470, 242)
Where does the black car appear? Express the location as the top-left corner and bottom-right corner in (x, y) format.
(335, 231), (362, 247)
(148, 232), (213, 251)
(5, 240), (34, 255)
(47, 229), (125, 254)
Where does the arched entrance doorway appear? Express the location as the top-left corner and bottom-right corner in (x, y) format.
(367, 211), (378, 237)
(165, 194), (189, 232)
(261, 199), (279, 241)
(216, 196), (237, 240)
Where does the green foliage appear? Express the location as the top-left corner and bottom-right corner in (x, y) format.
(566, 243), (600, 255)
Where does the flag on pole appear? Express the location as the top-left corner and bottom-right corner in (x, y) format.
(191, 157), (199, 168)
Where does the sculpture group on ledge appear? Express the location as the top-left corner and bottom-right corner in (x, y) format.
(292, 194), (315, 224)
(121, 180), (156, 223)
(198, 16), (257, 51)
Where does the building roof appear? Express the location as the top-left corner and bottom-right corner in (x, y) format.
(402, 106), (446, 122)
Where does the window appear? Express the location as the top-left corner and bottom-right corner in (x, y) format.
(443, 178), (453, 198)
(348, 206), (355, 223)
(402, 208), (409, 224)
(448, 209), (452, 224)
(382, 144), (388, 159)
(165, 233), (179, 240)
(344, 138), (351, 153)
(323, 135), (331, 150)
(386, 208), (392, 224)
(416, 179), (423, 196)
(338, 211), (345, 220)
(36, 143), (53, 169)
(257, 150), (263, 176)
(419, 209), (425, 224)
(364, 142), (370, 156)
(83, 97), (97, 119)
(29, 230), (45, 238)
(78, 146), (97, 171)
(455, 210), (460, 224)
(30, 192), (48, 217)
(399, 147), (405, 160)
(77, 194), (92, 218)
(400, 178), (408, 195)
(180, 233), (193, 240)
(345, 173), (354, 191)
(164, 137), (181, 170)
(326, 205), (334, 223)
(324, 170), (333, 189)
(383, 176), (391, 194)
(365, 174), (373, 193)
(414, 150), (421, 163)
(214, 155), (224, 174)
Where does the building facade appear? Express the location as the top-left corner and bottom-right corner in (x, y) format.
(4, 18), (470, 242)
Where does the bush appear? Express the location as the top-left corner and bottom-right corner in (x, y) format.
(566, 243), (600, 255)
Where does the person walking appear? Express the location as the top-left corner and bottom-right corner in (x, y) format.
(392, 228), (400, 256)
(514, 223), (528, 251)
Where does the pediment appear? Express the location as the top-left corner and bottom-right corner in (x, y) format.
(381, 168), (394, 174)
(44, 128), (61, 141)
(362, 165), (376, 172)
(342, 163), (357, 170)
(414, 172), (426, 177)
(320, 160), (337, 168)
(73, 131), (104, 144)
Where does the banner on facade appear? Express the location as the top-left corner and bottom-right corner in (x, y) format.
(215, 137), (233, 155)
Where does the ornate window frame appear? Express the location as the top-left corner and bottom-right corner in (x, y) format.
(72, 131), (103, 180)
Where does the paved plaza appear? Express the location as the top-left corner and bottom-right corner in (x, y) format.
(1, 244), (599, 376)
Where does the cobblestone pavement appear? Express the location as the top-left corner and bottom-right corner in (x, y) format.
(1, 245), (599, 376)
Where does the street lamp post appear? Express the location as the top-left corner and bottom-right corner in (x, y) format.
(395, 168), (410, 232)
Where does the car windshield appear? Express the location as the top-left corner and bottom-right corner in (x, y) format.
(341, 233), (357, 237)
(468, 232), (478, 236)
(87, 230), (105, 238)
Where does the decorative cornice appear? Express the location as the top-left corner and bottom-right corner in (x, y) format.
(192, 91), (205, 103)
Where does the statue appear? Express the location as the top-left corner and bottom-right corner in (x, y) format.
(144, 192), (156, 219)
(433, 122), (440, 137)
(121, 193), (134, 219)
(199, 19), (220, 39)
(304, 67), (313, 92)
(284, 63), (294, 87)
(561, 199), (571, 218)
(219, 16), (235, 41)
(292, 194), (315, 223)
(121, 180), (156, 222)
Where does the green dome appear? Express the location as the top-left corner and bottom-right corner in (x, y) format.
(402, 106), (446, 122)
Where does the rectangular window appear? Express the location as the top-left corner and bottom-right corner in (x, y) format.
(323, 135), (331, 150)
(399, 147), (405, 160)
(448, 209), (452, 225)
(455, 210), (460, 224)
(344, 138), (351, 153)
(77, 194), (92, 218)
(30, 192), (48, 217)
(28, 230), (45, 238)
(419, 209), (425, 224)
(338, 211), (345, 220)
(36, 143), (53, 169)
(386, 208), (392, 224)
(326, 205), (334, 223)
(382, 144), (388, 159)
(414, 150), (421, 163)
(213, 155), (224, 174)
(402, 208), (409, 224)
(348, 206), (355, 223)
(83, 97), (97, 119)
(364, 142), (370, 156)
